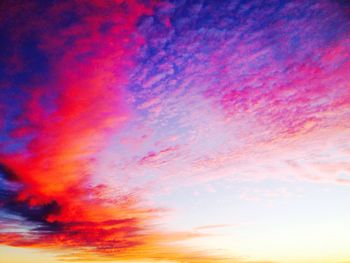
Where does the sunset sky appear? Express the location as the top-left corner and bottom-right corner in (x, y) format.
(1, 1), (350, 262)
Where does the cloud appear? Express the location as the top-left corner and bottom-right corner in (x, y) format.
(116, 0), (350, 188)
(194, 224), (234, 231)
(1, 0), (350, 262)
(0, 1), (238, 262)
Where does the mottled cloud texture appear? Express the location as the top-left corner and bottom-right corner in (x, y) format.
(1, 0), (350, 262)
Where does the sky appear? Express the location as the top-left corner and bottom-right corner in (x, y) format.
(0, 0), (350, 262)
